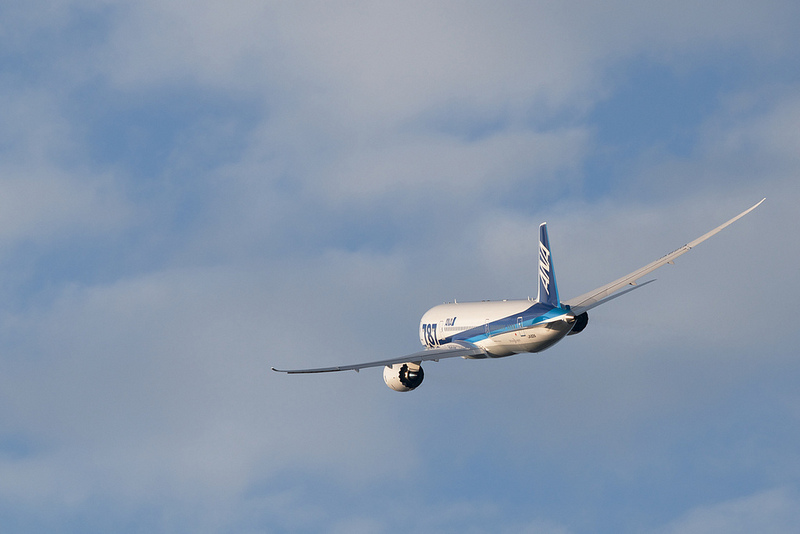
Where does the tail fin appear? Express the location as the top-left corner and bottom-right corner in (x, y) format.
(537, 223), (560, 307)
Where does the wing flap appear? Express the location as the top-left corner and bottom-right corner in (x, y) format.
(271, 341), (486, 374)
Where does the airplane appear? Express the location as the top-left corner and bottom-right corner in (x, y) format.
(272, 199), (765, 391)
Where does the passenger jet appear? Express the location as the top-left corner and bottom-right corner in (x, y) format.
(273, 199), (765, 391)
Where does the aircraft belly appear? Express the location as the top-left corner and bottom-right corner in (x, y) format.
(522, 321), (573, 352)
(476, 336), (516, 357)
(481, 321), (573, 357)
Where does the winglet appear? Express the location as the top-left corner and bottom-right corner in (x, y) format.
(685, 197), (765, 249)
(538, 223), (561, 307)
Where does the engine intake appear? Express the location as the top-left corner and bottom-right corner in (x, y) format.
(383, 362), (424, 392)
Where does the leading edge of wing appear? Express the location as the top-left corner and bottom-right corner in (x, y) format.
(563, 198), (765, 314)
(271, 341), (486, 374)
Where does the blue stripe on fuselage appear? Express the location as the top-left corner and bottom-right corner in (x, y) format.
(441, 302), (569, 345)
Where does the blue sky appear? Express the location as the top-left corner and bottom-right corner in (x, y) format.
(1, 1), (799, 533)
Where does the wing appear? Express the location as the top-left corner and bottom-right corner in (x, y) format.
(271, 341), (486, 374)
(563, 198), (765, 315)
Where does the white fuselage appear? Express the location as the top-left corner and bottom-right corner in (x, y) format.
(419, 299), (575, 358)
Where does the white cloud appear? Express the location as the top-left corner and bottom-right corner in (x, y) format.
(304, 126), (590, 204)
(0, 88), (131, 246)
(91, 1), (799, 114)
(0, 255), (432, 516)
(1, 1), (800, 532)
(655, 488), (800, 534)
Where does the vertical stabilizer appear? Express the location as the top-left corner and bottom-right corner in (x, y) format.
(538, 223), (560, 307)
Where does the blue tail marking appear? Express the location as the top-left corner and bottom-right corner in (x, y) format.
(538, 223), (560, 307)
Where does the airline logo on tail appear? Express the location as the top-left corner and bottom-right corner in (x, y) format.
(538, 223), (560, 307)
(538, 241), (552, 295)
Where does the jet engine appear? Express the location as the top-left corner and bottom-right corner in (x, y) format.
(383, 362), (424, 392)
(567, 311), (589, 335)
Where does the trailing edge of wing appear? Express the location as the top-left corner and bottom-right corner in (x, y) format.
(563, 198), (765, 315)
(271, 341), (486, 374)
(577, 279), (657, 310)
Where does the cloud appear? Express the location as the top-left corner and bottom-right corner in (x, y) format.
(0, 86), (130, 245)
(1, 1), (800, 533)
(655, 488), (800, 534)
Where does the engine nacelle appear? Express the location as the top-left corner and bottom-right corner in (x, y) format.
(383, 362), (424, 392)
(567, 311), (589, 335)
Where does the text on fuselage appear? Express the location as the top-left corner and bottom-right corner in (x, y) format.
(422, 323), (439, 347)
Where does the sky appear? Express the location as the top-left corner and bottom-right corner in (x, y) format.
(0, 1), (799, 532)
